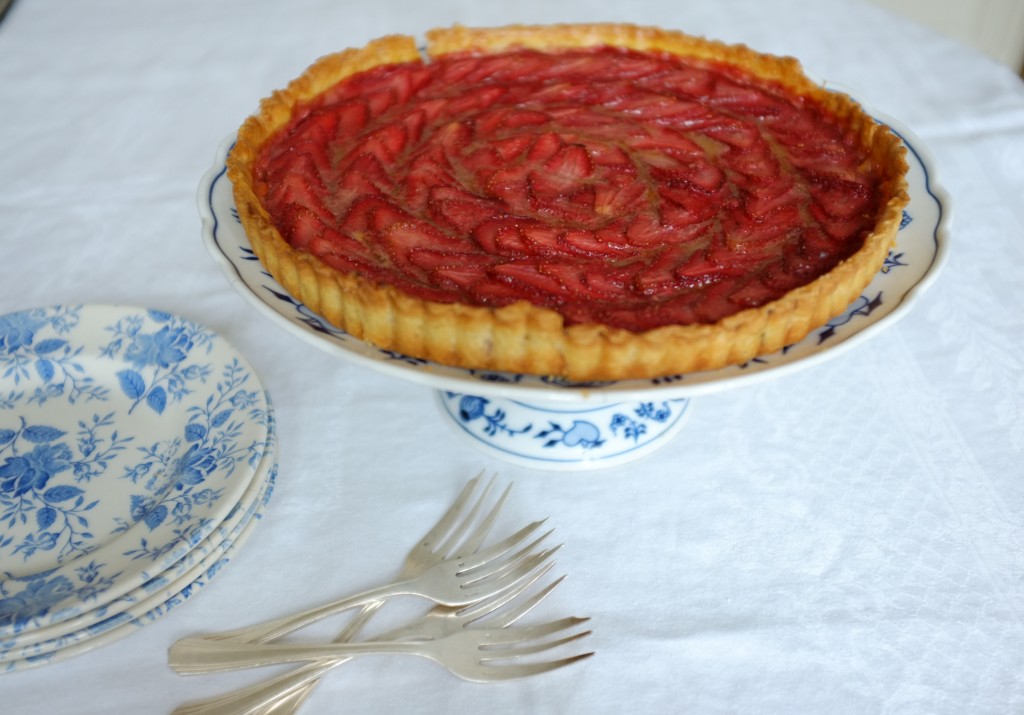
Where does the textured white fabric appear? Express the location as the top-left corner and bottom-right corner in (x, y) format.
(2, 0), (1023, 712)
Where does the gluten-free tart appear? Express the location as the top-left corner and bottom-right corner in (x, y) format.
(227, 23), (909, 380)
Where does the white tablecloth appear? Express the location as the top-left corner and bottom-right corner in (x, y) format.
(2, 0), (1023, 712)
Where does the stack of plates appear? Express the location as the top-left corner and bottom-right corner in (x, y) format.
(0, 305), (277, 672)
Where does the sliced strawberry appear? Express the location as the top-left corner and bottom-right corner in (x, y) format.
(705, 120), (761, 149)
(381, 220), (465, 270)
(722, 148), (780, 184)
(430, 191), (501, 235)
(743, 178), (804, 217)
(727, 278), (778, 308)
(309, 227), (378, 266)
(364, 88), (400, 118)
(547, 105), (621, 130)
(342, 195), (396, 233)
(519, 224), (562, 254)
(634, 243), (695, 294)
(626, 213), (678, 246)
(444, 87), (507, 118)
(527, 132), (564, 163)
(403, 154), (456, 211)
(491, 135), (534, 163)
(528, 171), (578, 201)
(279, 205), (326, 251)
(287, 139), (334, 174)
(586, 143), (632, 167)
(344, 151), (393, 188)
(608, 94), (703, 122)
(708, 80), (784, 118)
(432, 264), (488, 292)
(641, 66), (714, 98)
(725, 204), (803, 254)
(540, 262), (631, 299)
(471, 217), (520, 254)
(361, 124), (408, 164)
(491, 262), (568, 298)
(656, 158), (726, 193)
(493, 226), (531, 255)
(674, 247), (747, 282)
(434, 55), (482, 85)
(408, 249), (485, 272)
(331, 101), (371, 138)
(593, 181), (647, 218)
(379, 64), (426, 106)
(306, 106), (342, 137)
(264, 161), (326, 211)
(626, 125), (705, 157)
(798, 226), (840, 260)
(541, 144), (593, 189)
(414, 97), (450, 123)
(811, 203), (868, 240)
(582, 265), (636, 297)
(658, 184), (721, 223)
(501, 108), (551, 130)
(459, 145), (502, 184)
(469, 276), (534, 307)
(807, 173), (874, 220)
(435, 120), (474, 158)
(400, 108), (428, 146)
(559, 228), (634, 257)
(606, 52), (664, 79)
(486, 165), (533, 213)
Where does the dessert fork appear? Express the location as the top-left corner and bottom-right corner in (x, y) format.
(186, 517), (556, 645)
(169, 616), (594, 680)
(171, 565), (564, 715)
(183, 471), (552, 643)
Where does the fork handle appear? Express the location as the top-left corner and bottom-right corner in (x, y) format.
(193, 581), (405, 645)
(171, 601), (387, 715)
(168, 637), (427, 675)
(171, 658), (344, 715)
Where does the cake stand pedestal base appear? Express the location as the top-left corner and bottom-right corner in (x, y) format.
(436, 392), (693, 471)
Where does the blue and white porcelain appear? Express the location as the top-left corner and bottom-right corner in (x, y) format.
(439, 394), (693, 469)
(0, 395), (276, 666)
(0, 305), (274, 640)
(0, 435), (277, 672)
(200, 99), (948, 469)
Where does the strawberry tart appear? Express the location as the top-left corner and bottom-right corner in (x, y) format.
(227, 23), (909, 380)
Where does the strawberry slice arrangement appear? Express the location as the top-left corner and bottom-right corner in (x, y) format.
(253, 45), (883, 334)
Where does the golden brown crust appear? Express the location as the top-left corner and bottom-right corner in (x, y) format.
(228, 23), (909, 380)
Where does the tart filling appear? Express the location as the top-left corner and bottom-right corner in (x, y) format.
(229, 24), (909, 380)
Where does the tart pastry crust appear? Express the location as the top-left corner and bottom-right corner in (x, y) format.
(228, 23), (909, 380)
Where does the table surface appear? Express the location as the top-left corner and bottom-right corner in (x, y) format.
(2, 0), (1023, 712)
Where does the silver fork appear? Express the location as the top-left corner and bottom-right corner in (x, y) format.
(190, 475), (555, 646)
(169, 617), (594, 680)
(172, 565), (564, 715)
(186, 520), (556, 646)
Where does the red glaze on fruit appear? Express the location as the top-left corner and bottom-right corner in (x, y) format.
(254, 47), (883, 331)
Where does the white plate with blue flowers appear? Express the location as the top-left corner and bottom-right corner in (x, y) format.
(0, 430), (277, 671)
(0, 305), (274, 639)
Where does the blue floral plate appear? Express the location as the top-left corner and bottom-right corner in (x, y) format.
(0, 428), (277, 671)
(0, 305), (273, 638)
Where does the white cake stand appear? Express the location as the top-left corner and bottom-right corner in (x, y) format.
(198, 106), (949, 471)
